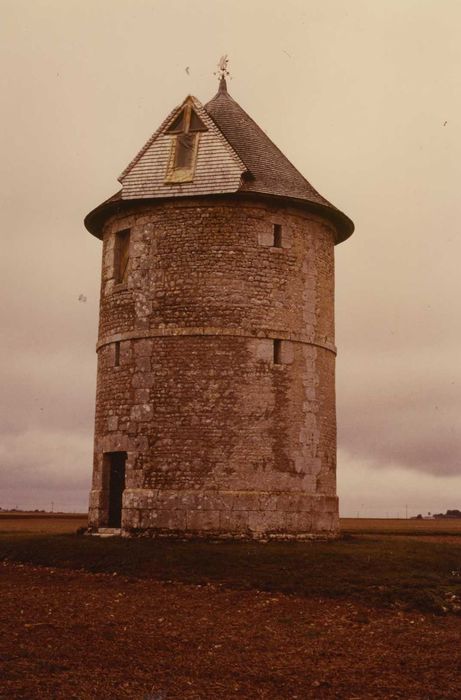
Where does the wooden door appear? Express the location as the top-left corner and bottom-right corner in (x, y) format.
(107, 452), (126, 527)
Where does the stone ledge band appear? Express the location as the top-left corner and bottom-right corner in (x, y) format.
(96, 327), (337, 355)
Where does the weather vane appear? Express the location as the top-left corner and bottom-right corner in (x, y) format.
(214, 55), (230, 81)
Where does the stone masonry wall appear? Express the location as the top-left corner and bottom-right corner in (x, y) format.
(88, 197), (338, 538)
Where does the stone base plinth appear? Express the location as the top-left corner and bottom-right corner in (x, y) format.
(89, 488), (339, 540)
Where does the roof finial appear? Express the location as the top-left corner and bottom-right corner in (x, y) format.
(214, 54), (230, 93)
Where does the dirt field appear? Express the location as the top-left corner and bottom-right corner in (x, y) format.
(1, 560), (461, 700)
(1, 515), (460, 699)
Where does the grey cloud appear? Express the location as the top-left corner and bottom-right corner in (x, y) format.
(0, 428), (91, 511)
(337, 456), (461, 519)
(0, 429), (91, 490)
(338, 351), (461, 475)
(0, 349), (96, 436)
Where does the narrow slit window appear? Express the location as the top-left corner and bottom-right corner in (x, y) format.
(273, 339), (282, 365)
(114, 341), (120, 367)
(114, 229), (130, 284)
(273, 224), (282, 248)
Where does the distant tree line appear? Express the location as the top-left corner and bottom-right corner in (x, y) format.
(0, 508), (47, 513)
(413, 509), (461, 520)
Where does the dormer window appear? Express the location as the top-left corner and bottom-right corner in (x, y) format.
(165, 103), (207, 183)
(175, 133), (195, 169)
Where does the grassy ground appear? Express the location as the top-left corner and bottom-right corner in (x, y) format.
(1, 514), (460, 615)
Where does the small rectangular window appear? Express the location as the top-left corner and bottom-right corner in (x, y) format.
(273, 224), (282, 248)
(114, 229), (130, 284)
(114, 341), (120, 367)
(273, 339), (282, 364)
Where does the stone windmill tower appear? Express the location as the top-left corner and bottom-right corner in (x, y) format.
(85, 65), (354, 539)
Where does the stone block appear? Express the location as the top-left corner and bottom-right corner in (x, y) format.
(135, 356), (151, 372)
(219, 509), (249, 533)
(134, 339), (153, 357)
(132, 435), (149, 451)
(88, 489), (104, 509)
(251, 338), (273, 363)
(280, 341), (294, 364)
(258, 229), (274, 247)
(155, 490), (180, 509)
(130, 404), (153, 421)
(232, 491), (262, 512)
(267, 492), (312, 512)
(312, 510), (336, 533)
(134, 388), (150, 403)
(142, 509), (187, 530)
(186, 510), (220, 531)
(107, 416), (118, 432)
(132, 372), (155, 389)
(101, 434), (129, 452)
(248, 510), (286, 533)
(285, 511), (313, 532)
(258, 492), (280, 511)
(87, 508), (98, 527)
(194, 490), (228, 511)
(178, 492), (200, 510)
(123, 508), (142, 528)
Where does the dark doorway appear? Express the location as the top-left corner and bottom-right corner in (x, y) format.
(105, 452), (126, 527)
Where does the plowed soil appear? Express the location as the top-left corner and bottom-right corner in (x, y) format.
(1, 561), (460, 700)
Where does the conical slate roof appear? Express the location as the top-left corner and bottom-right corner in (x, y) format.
(206, 79), (330, 206)
(85, 80), (353, 241)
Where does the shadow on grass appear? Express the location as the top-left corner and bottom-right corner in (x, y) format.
(1, 532), (460, 614)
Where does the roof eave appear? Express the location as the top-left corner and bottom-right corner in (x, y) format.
(236, 191), (354, 243)
(84, 191), (123, 239)
(84, 190), (354, 243)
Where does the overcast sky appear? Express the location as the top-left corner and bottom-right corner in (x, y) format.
(1, 0), (460, 516)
